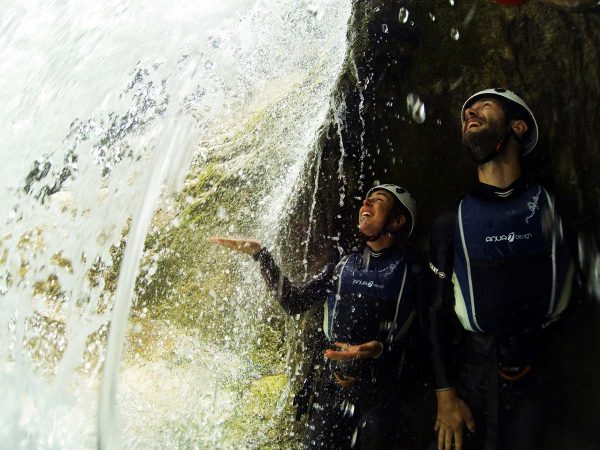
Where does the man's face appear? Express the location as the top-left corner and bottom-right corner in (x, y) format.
(462, 97), (508, 163)
(358, 190), (395, 237)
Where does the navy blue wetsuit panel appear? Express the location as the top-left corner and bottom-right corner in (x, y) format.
(453, 185), (556, 334)
(326, 250), (412, 344)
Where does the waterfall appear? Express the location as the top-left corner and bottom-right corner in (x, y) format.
(0, 0), (351, 447)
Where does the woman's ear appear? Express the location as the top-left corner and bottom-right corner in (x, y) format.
(389, 214), (406, 231)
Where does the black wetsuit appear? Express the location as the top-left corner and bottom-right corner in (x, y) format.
(254, 245), (417, 450)
(428, 176), (574, 450)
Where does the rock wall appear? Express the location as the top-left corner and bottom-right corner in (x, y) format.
(281, 1), (600, 448)
(287, 0), (600, 256)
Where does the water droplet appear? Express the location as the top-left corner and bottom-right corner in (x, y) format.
(152, 58), (166, 70)
(451, 28), (460, 41)
(350, 427), (358, 448)
(464, 4), (478, 27)
(398, 7), (409, 24)
(381, 23), (388, 33)
(593, 252), (600, 301)
(305, 1), (321, 18)
(216, 206), (229, 221)
(406, 93), (426, 124)
(429, 12), (436, 22)
(348, 402), (355, 417)
(449, 0), (455, 5)
(208, 35), (221, 48)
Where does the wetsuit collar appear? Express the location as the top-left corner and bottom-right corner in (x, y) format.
(361, 245), (397, 270)
(365, 245), (395, 258)
(472, 175), (529, 202)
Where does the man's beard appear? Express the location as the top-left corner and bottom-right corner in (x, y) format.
(462, 117), (509, 164)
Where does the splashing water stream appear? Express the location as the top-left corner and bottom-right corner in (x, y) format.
(0, 0), (351, 447)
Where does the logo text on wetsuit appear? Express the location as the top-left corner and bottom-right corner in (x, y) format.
(352, 279), (384, 289)
(429, 262), (446, 279)
(485, 231), (533, 243)
(525, 186), (542, 224)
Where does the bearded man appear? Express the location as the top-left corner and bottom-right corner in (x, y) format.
(428, 88), (575, 450)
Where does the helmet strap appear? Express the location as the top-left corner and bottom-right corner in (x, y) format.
(360, 214), (398, 242)
(473, 126), (517, 165)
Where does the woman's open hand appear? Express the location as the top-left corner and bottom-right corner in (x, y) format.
(208, 237), (262, 256)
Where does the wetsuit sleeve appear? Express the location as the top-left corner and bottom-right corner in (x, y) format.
(428, 209), (459, 390)
(552, 192), (586, 301)
(253, 247), (334, 315)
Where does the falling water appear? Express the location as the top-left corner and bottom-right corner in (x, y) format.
(350, 55), (369, 192)
(0, 0), (351, 448)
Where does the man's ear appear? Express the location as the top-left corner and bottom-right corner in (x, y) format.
(510, 119), (528, 139)
(389, 214), (406, 231)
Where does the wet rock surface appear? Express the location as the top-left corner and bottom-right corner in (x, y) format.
(288, 0), (600, 254)
(282, 1), (600, 448)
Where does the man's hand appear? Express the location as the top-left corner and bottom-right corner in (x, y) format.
(434, 389), (476, 450)
(323, 340), (384, 360)
(208, 237), (262, 256)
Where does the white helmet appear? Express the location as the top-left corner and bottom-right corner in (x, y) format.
(461, 88), (539, 156)
(366, 184), (417, 237)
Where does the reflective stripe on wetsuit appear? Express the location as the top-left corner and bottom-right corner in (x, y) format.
(453, 184), (574, 334)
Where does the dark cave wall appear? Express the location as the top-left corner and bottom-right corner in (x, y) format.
(284, 0), (600, 260)
(279, 1), (600, 448)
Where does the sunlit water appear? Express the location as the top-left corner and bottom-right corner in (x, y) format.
(0, 0), (351, 447)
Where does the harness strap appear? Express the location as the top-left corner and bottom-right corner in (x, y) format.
(485, 336), (500, 450)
